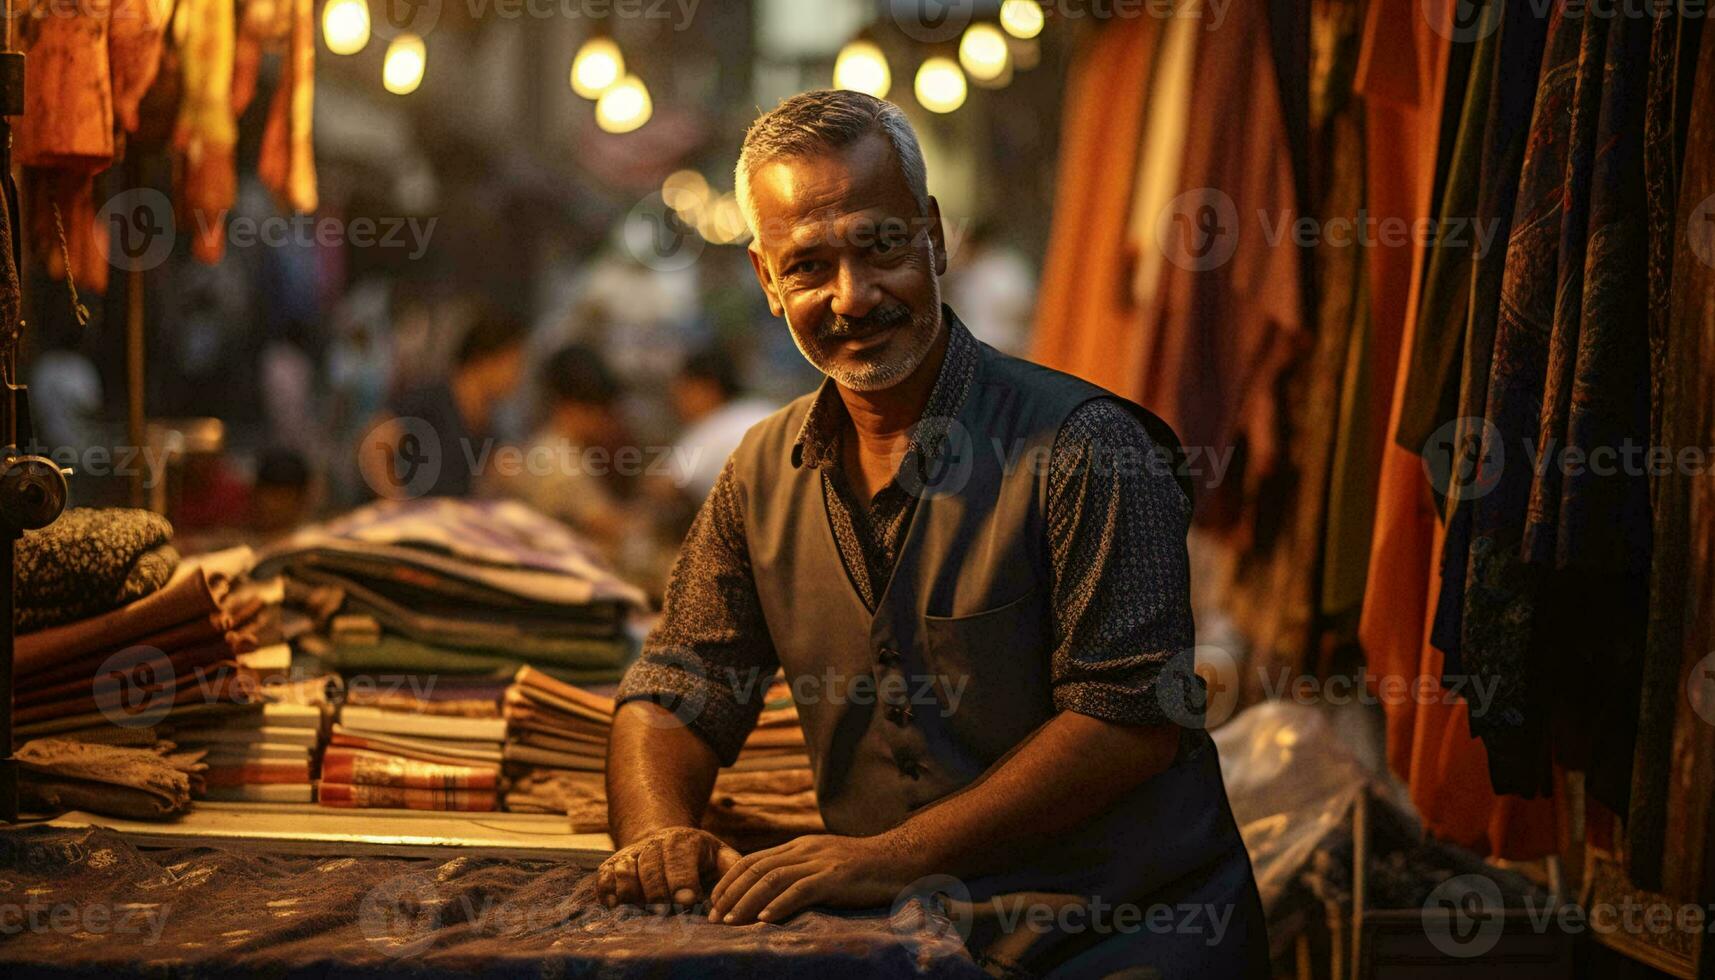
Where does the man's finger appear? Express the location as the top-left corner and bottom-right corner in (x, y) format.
(612, 854), (645, 906)
(637, 840), (672, 905)
(662, 834), (704, 907)
(711, 850), (806, 923)
(713, 844), (742, 879)
(724, 863), (814, 925)
(709, 842), (788, 912)
(757, 873), (827, 924)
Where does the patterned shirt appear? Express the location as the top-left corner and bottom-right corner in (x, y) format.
(618, 312), (1197, 764)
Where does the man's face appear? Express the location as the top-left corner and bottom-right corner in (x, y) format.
(746, 132), (948, 392)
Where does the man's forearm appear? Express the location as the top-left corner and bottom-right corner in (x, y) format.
(606, 700), (723, 846)
(890, 711), (1182, 880)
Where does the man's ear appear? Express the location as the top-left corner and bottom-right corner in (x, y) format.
(925, 197), (948, 277)
(747, 244), (785, 317)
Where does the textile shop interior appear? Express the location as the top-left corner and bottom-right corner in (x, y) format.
(0, 0), (1711, 977)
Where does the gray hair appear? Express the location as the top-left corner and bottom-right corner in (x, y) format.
(735, 90), (929, 239)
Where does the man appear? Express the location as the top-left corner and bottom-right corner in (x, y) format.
(500, 344), (637, 550)
(600, 90), (1266, 977)
(667, 346), (777, 500)
(363, 310), (525, 499)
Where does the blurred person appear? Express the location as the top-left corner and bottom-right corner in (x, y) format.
(667, 347), (777, 500)
(600, 90), (1266, 978)
(496, 344), (637, 549)
(362, 310), (526, 499)
(943, 219), (1036, 356)
(251, 448), (315, 539)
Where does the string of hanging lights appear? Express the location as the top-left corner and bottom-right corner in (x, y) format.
(317, 1), (1046, 129)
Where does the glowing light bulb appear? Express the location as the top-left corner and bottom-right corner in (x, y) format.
(382, 33), (426, 95)
(914, 57), (967, 114)
(999, 0), (1044, 39)
(959, 23), (1009, 83)
(833, 40), (891, 99)
(322, 0), (370, 56)
(571, 36), (625, 100)
(596, 75), (652, 134)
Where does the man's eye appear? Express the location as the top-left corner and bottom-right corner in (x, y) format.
(788, 260), (824, 276)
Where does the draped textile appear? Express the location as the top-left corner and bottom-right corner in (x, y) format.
(1358, 0), (1559, 859)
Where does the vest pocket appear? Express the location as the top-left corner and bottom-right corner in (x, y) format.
(921, 590), (1055, 763)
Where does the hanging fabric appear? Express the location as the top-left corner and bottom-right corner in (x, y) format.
(1030, 15), (1163, 400)
(1355, 0), (1560, 860)
(1627, 3), (1707, 895)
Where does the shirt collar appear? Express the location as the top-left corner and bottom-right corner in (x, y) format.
(791, 305), (979, 471)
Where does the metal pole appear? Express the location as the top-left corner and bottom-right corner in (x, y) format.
(0, 0), (21, 824)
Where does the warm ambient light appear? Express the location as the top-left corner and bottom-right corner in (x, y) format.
(999, 0), (1045, 39)
(833, 39), (891, 99)
(571, 36), (625, 100)
(959, 23), (1010, 83)
(595, 75), (652, 134)
(708, 193), (749, 245)
(382, 34), (426, 95)
(662, 170), (711, 215)
(322, 0), (371, 56)
(914, 57), (967, 114)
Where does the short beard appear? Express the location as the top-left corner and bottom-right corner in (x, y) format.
(789, 282), (944, 393)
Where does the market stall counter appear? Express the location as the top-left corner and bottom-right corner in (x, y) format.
(0, 824), (981, 978)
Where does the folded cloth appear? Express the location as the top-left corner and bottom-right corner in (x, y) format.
(15, 738), (204, 818)
(254, 497), (649, 609)
(14, 660), (259, 727)
(15, 639), (244, 711)
(13, 508), (178, 633)
(309, 632), (633, 682)
(18, 616), (245, 692)
(16, 567), (228, 675)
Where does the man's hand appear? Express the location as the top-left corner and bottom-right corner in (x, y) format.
(596, 827), (740, 910)
(707, 831), (926, 925)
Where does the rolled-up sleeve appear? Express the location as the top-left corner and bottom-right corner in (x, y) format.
(1046, 398), (1196, 726)
(616, 457), (778, 765)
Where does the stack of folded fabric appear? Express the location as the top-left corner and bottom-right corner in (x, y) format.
(15, 738), (206, 819)
(501, 667), (823, 847)
(321, 678), (508, 811)
(168, 675), (336, 804)
(11, 511), (265, 755)
(255, 498), (648, 683)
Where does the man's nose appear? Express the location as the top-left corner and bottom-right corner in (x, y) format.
(828, 257), (883, 320)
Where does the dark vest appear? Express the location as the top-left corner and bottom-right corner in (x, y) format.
(729, 341), (1265, 975)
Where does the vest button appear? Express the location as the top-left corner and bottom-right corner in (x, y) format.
(885, 704), (914, 726)
(893, 750), (921, 779)
(877, 645), (901, 668)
